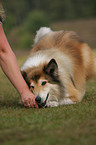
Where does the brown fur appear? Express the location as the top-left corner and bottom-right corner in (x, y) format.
(21, 30), (96, 106)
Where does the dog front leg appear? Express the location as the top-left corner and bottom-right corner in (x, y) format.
(47, 101), (59, 107)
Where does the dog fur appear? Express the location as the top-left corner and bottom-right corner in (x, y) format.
(21, 27), (96, 107)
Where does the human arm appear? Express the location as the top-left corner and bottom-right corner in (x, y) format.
(0, 23), (38, 108)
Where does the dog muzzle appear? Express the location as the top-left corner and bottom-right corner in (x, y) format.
(35, 93), (49, 108)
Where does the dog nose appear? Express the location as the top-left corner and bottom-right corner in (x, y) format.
(35, 95), (41, 104)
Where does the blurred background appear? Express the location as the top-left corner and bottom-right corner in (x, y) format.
(2, 0), (96, 51)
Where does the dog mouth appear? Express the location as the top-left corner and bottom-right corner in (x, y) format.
(37, 93), (49, 108)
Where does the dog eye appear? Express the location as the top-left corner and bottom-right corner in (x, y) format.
(41, 81), (47, 86)
(31, 86), (34, 89)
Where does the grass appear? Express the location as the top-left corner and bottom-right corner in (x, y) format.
(1, 19), (96, 144)
(0, 52), (96, 145)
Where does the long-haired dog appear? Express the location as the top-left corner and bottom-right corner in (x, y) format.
(21, 27), (96, 107)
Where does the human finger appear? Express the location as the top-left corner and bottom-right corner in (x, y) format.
(23, 101), (28, 107)
(30, 99), (35, 108)
(34, 102), (38, 108)
(26, 98), (33, 108)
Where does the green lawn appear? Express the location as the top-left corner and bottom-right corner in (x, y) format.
(0, 54), (96, 145)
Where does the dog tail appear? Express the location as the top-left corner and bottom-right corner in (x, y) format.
(34, 27), (52, 45)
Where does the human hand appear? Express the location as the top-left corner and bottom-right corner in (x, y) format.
(21, 91), (38, 108)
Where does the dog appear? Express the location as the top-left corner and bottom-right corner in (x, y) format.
(21, 27), (96, 107)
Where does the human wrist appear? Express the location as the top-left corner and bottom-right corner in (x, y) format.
(19, 87), (32, 99)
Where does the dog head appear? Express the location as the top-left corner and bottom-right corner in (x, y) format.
(21, 59), (60, 108)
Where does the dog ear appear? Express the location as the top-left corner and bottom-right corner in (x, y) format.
(21, 71), (27, 80)
(21, 71), (30, 87)
(44, 59), (58, 77)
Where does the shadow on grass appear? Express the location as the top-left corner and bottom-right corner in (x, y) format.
(0, 100), (25, 109)
(0, 93), (95, 110)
